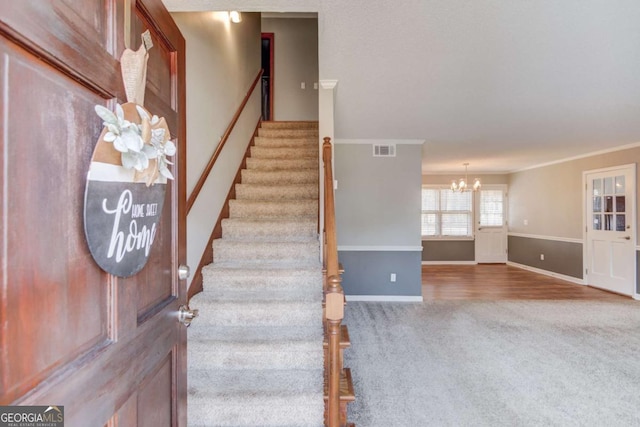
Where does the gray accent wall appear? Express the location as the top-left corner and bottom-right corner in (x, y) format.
(508, 236), (583, 279)
(335, 142), (423, 297)
(335, 143), (422, 246)
(422, 240), (475, 262)
(339, 251), (422, 297)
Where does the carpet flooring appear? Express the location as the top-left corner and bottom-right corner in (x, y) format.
(344, 300), (640, 426)
(187, 121), (324, 427)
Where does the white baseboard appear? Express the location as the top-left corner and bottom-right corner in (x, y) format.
(422, 261), (477, 265)
(345, 295), (424, 302)
(507, 261), (585, 285)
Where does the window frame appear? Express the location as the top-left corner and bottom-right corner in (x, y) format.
(421, 185), (475, 240)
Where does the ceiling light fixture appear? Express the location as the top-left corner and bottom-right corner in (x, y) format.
(229, 11), (242, 23)
(451, 163), (481, 192)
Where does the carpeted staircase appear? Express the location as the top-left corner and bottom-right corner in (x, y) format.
(187, 121), (325, 427)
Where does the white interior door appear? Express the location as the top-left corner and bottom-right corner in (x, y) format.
(585, 165), (636, 296)
(475, 185), (508, 263)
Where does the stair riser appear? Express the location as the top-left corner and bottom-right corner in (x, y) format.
(189, 344), (322, 371)
(229, 200), (317, 218)
(250, 146), (318, 159)
(201, 272), (322, 300)
(246, 157), (318, 171)
(201, 289), (322, 302)
(241, 169), (318, 185)
(221, 219), (317, 242)
(188, 369), (323, 394)
(193, 301), (321, 327)
(260, 121), (319, 130)
(258, 129), (318, 138)
(235, 184), (318, 201)
(188, 399), (324, 427)
(213, 241), (319, 262)
(254, 136), (317, 147)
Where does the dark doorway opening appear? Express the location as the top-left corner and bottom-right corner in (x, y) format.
(261, 32), (274, 121)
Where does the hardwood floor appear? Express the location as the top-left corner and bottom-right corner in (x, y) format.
(422, 264), (629, 301)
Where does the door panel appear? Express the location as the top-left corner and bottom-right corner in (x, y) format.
(611, 241), (630, 280)
(138, 356), (173, 427)
(0, 1), (186, 426)
(1, 38), (112, 403)
(591, 239), (608, 275)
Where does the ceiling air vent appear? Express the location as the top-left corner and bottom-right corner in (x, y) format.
(373, 144), (396, 157)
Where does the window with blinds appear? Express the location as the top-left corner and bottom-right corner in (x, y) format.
(421, 187), (473, 237)
(479, 189), (504, 227)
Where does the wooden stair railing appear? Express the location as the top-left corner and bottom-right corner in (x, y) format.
(323, 137), (353, 427)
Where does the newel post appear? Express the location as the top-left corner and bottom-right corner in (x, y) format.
(326, 275), (344, 427)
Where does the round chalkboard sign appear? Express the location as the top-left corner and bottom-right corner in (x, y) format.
(84, 102), (174, 277)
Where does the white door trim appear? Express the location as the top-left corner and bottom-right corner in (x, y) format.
(582, 163), (637, 298)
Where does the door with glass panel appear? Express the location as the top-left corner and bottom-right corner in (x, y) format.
(585, 165), (635, 296)
(475, 185), (508, 263)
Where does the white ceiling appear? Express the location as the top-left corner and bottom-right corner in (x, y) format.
(164, 0), (640, 173)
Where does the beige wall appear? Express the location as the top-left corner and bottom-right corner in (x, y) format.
(261, 17), (318, 121)
(424, 148), (640, 242)
(508, 146), (640, 239)
(172, 12), (261, 290)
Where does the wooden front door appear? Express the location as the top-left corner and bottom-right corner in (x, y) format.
(0, 1), (187, 425)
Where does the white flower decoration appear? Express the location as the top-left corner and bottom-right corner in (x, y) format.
(95, 103), (175, 180)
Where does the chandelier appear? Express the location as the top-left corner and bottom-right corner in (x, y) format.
(451, 163), (481, 192)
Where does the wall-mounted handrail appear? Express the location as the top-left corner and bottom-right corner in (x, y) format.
(323, 137), (345, 427)
(186, 69), (263, 214)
